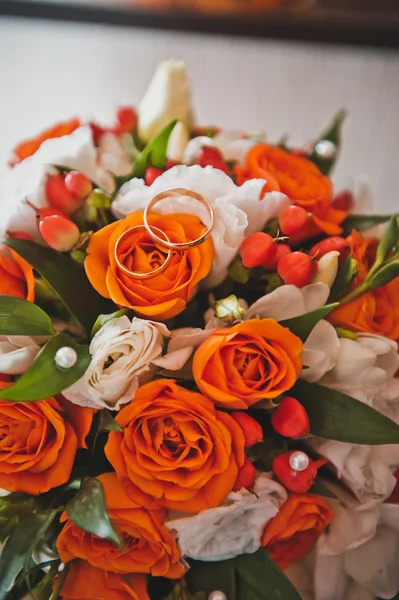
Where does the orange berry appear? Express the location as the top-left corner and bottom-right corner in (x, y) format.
(240, 232), (274, 268)
(233, 457), (257, 491)
(45, 174), (82, 215)
(39, 215), (80, 252)
(277, 251), (316, 287)
(64, 171), (93, 200)
(271, 397), (310, 438)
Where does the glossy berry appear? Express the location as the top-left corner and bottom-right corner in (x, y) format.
(115, 106), (137, 134)
(39, 215), (80, 252)
(231, 412), (263, 448)
(145, 167), (164, 186)
(198, 146), (229, 174)
(271, 397), (310, 438)
(45, 174), (82, 215)
(279, 205), (310, 236)
(311, 237), (349, 260)
(233, 457), (257, 491)
(263, 242), (291, 270)
(240, 232), (274, 268)
(273, 451), (322, 493)
(64, 171), (93, 200)
(277, 251), (316, 287)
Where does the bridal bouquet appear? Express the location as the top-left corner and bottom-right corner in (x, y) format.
(1, 60), (399, 600)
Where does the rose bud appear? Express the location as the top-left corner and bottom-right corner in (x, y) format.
(240, 232), (274, 268)
(233, 456), (257, 491)
(231, 412), (263, 448)
(271, 397), (310, 438)
(273, 451), (326, 493)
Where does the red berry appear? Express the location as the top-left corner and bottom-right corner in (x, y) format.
(271, 397), (310, 438)
(165, 159), (180, 170)
(263, 243), (291, 270)
(114, 106), (137, 134)
(233, 457), (257, 491)
(277, 251), (316, 287)
(8, 231), (34, 241)
(64, 171), (93, 200)
(198, 146), (229, 174)
(240, 232), (274, 268)
(279, 205), (310, 236)
(310, 237), (349, 260)
(332, 190), (353, 212)
(273, 451), (318, 493)
(145, 167), (164, 186)
(45, 175), (82, 215)
(90, 122), (107, 144)
(39, 215), (80, 252)
(231, 412), (263, 448)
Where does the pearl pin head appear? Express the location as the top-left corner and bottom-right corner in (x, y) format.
(289, 451), (310, 472)
(314, 139), (337, 160)
(54, 346), (78, 370)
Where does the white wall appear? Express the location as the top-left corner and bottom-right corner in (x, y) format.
(0, 16), (398, 210)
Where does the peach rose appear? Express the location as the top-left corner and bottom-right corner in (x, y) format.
(262, 494), (334, 569)
(85, 212), (214, 321)
(105, 379), (245, 513)
(57, 472), (183, 578)
(0, 246), (35, 300)
(0, 385), (93, 494)
(329, 230), (399, 340)
(60, 561), (149, 600)
(235, 143), (347, 236)
(192, 319), (303, 410)
(10, 117), (80, 166)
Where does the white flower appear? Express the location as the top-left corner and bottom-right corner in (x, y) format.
(165, 473), (287, 561)
(112, 164), (289, 287)
(314, 501), (399, 600)
(183, 130), (256, 166)
(0, 335), (42, 374)
(0, 126), (103, 240)
(312, 251), (340, 288)
(96, 132), (133, 190)
(167, 121), (190, 162)
(63, 316), (170, 411)
(138, 60), (194, 143)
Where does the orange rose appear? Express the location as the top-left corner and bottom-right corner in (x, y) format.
(105, 380), (245, 513)
(262, 494), (334, 569)
(0, 385), (93, 494)
(10, 117), (80, 166)
(0, 246), (35, 300)
(235, 143), (347, 235)
(60, 561), (149, 600)
(57, 472), (183, 578)
(85, 212), (214, 321)
(192, 319), (303, 410)
(329, 230), (399, 340)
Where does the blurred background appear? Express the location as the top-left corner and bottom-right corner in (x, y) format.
(0, 0), (398, 210)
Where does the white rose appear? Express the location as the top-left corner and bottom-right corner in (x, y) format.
(63, 316), (169, 411)
(0, 126), (106, 240)
(111, 164), (289, 287)
(138, 60), (194, 143)
(0, 335), (42, 374)
(315, 501), (399, 600)
(165, 473), (287, 561)
(96, 132), (134, 190)
(183, 130), (256, 166)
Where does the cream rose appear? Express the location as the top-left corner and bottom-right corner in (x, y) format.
(0, 335), (42, 374)
(165, 473), (287, 561)
(63, 316), (169, 410)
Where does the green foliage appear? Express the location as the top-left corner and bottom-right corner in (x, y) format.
(308, 109), (346, 175)
(280, 303), (338, 342)
(0, 494), (39, 542)
(91, 308), (129, 338)
(0, 333), (90, 401)
(328, 254), (358, 301)
(0, 296), (54, 336)
(293, 380), (399, 444)
(228, 256), (250, 284)
(342, 214), (393, 235)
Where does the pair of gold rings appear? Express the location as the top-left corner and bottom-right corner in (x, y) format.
(114, 188), (215, 280)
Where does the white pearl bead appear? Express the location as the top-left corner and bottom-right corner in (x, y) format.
(54, 346), (78, 369)
(314, 139), (336, 160)
(289, 451), (310, 472)
(208, 592), (227, 600)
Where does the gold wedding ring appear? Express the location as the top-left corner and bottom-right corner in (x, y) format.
(114, 225), (171, 279)
(143, 188), (214, 250)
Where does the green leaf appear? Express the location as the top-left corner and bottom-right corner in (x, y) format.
(66, 477), (121, 546)
(343, 214), (393, 235)
(0, 509), (57, 600)
(366, 260), (399, 292)
(0, 494), (40, 542)
(374, 216), (399, 268)
(133, 120), (177, 177)
(293, 380), (399, 444)
(280, 303), (338, 342)
(91, 308), (129, 338)
(0, 295), (54, 336)
(235, 549), (302, 600)
(3, 238), (115, 334)
(228, 257), (250, 284)
(328, 254), (358, 301)
(308, 109), (346, 175)
(0, 333), (90, 401)
(186, 559), (236, 600)
(93, 409), (123, 449)
(309, 479), (338, 499)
